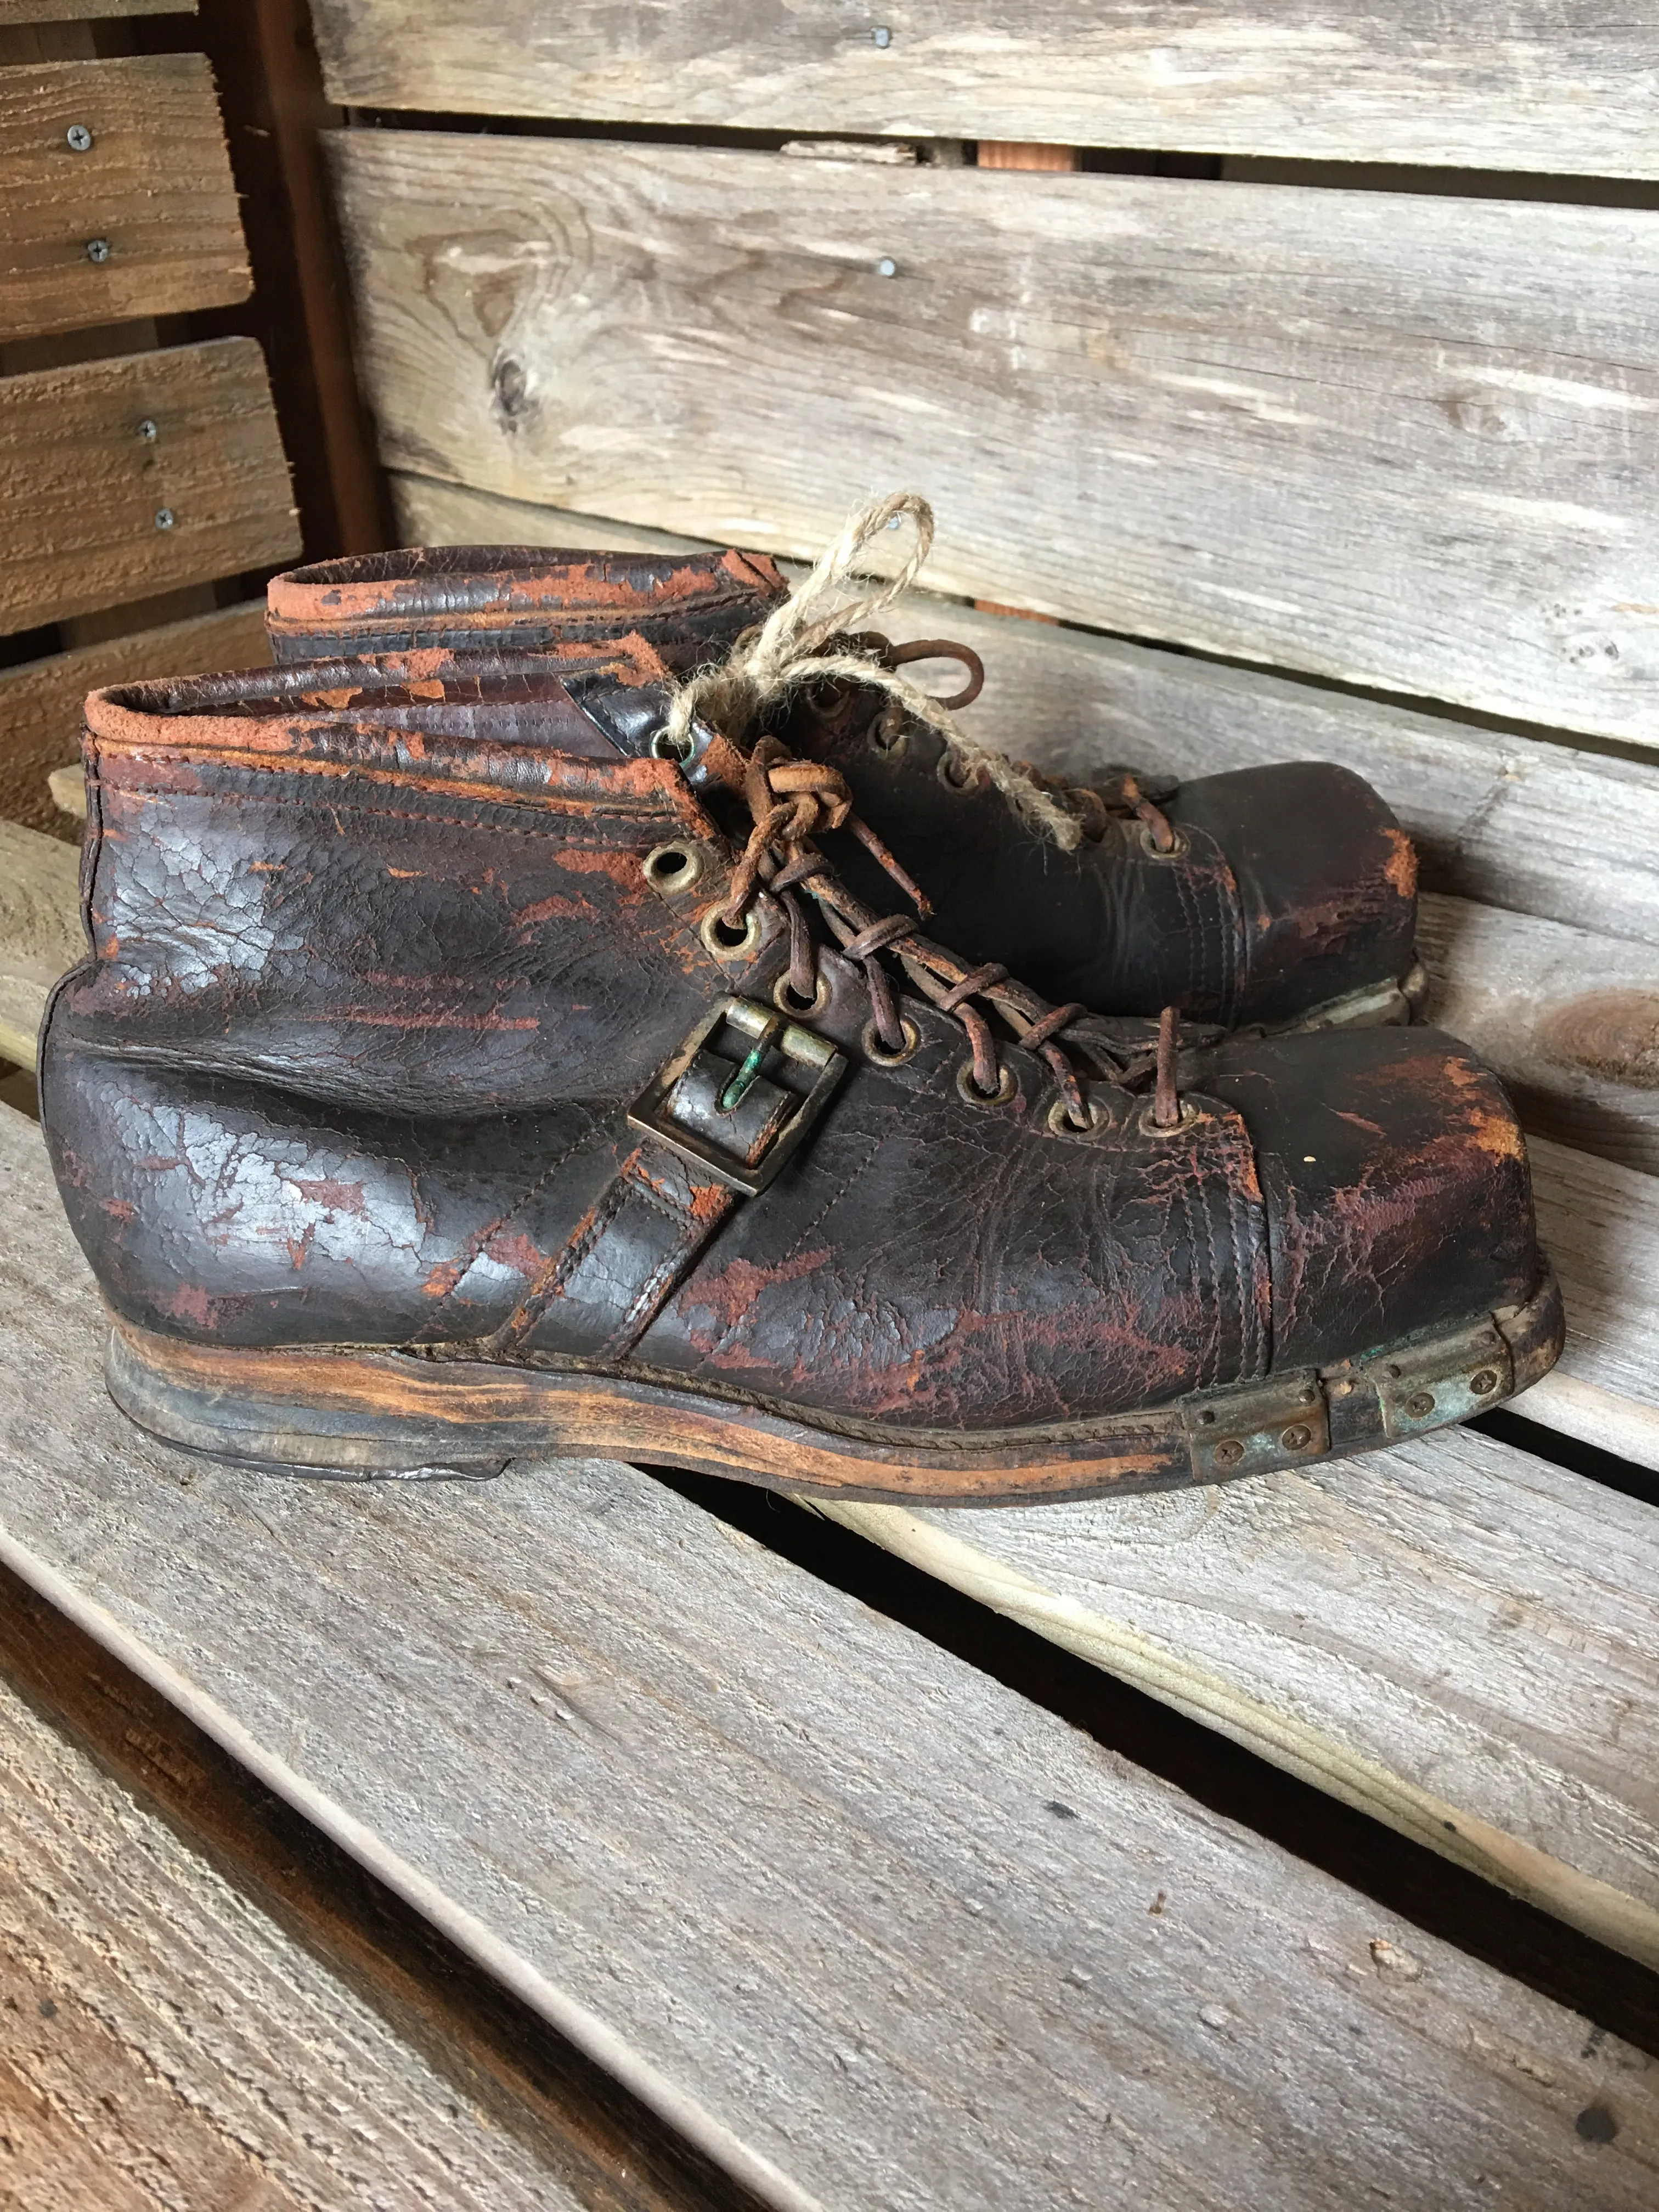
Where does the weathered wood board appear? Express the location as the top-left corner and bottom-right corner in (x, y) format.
(1419, 894), (1659, 1177)
(0, 1664), (589, 2212)
(392, 473), (1659, 950)
(311, 1), (1659, 179)
(0, 338), (298, 637)
(0, 819), (78, 1069)
(0, 57), (248, 340)
(816, 1410), (1659, 1971)
(1, 1105), (1656, 2212)
(334, 136), (1659, 744)
(0, 0), (189, 18)
(0, 600), (269, 835)
(1526, 1136), (1659, 1472)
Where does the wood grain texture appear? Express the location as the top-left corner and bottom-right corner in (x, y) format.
(0, 1667), (589, 2212)
(0, 57), (249, 341)
(392, 474), (1659, 952)
(0, 818), (78, 1069)
(1526, 1136), (1659, 1471)
(813, 1410), (1659, 1967)
(0, 600), (268, 836)
(334, 136), (1659, 744)
(309, 1), (1659, 179)
(0, 338), (298, 637)
(0, 0), (189, 19)
(1421, 893), (1659, 1176)
(1, 1109), (1656, 2212)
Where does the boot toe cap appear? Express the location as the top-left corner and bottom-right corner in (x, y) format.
(1206, 1025), (1538, 1372)
(1173, 762), (1418, 1025)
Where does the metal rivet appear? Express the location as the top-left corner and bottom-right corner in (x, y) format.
(1405, 1390), (1436, 1419)
(872, 24), (891, 46)
(66, 124), (94, 153)
(876, 256), (897, 277)
(153, 507), (175, 531)
(1469, 1368), (1499, 1396)
(1279, 1424), (1312, 1451)
(85, 237), (111, 263)
(1212, 1438), (1243, 1470)
(136, 418), (157, 442)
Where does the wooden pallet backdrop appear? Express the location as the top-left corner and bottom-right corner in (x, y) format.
(7, 5), (1659, 2207)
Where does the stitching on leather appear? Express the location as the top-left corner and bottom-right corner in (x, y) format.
(88, 778), (680, 844)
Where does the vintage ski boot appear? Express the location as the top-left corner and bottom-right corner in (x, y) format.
(40, 653), (1559, 1501)
(264, 504), (1421, 1032)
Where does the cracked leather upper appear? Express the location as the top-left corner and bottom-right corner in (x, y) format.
(41, 662), (1538, 1437)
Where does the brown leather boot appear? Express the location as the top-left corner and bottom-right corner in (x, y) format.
(39, 653), (1559, 1500)
(266, 541), (1421, 1033)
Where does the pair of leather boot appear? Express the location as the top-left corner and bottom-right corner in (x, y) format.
(40, 506), (1560, 1502)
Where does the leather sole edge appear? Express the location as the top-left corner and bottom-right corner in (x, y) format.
(101, 1265), (1563, 1506)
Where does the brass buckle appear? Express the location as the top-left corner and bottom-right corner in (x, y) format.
(627, 996), (847, 1198)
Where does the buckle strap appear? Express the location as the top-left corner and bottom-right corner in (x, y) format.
(500, 998), (847, 1363)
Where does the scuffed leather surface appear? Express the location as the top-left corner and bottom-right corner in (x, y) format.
(267, 546), (786, 669)
(786, 700), (1415, 1026)
(261, 545), (1416, 1026)
(44, 663), (1537, 1436)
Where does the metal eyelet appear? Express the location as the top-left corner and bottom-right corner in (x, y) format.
(642, 840), (706, 894)
(1047, 1093), (1112, 1138)
(700, 906), (764, 962)
(1137, 1097), (1203, 1136)
(956, 1058), (1019, 1108)
(862, 1016), (921, 1067)
(650, 725), (695, 763)
(1137, 823), (1192, 860)
(868, 706), (908, 758)
(936, 752), (979, 794)
(775, 972), (833, 1020)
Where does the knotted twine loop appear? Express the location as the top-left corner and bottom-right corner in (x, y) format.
(661, 490), (1086, 851)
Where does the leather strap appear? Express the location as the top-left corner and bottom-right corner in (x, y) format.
(499, 1141), (736, 1362)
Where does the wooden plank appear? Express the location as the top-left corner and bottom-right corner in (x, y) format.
(0, 1664), (590, 2212)
(1420, 893), (1659, 1176)
(1526, 1136), (1659, 1472)
(814, 1413), (1659, 1971)
(0, 57), (249, 341)
(0, 0), (187, 20)
(0, 819), (78, 1068)
(0, 600), (268, 835)
(2, 1108), (1657, 2212)
(309, 2), (1659, 181)
(391, 474), (1659, 952)
(335, 136), (1659, 747)
(0, 337), (299, 636)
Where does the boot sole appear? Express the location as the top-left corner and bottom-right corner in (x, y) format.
(103, 1265), (1562, 1505)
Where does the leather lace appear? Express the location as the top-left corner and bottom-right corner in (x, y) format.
(709, 730), (1185, 1128)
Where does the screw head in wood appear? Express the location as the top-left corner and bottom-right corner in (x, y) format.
(1469, 1368), (1498, 1395)
(85, 237), (111, 263)
(1212, 1438), (1243, 1469)
(66, 124), (94, 152)
(137, 419), (157, 441)
(1279, 1424), (1312, 1451)
(154, 507), (175, 531)
(1404, 1390), (1436, 1419)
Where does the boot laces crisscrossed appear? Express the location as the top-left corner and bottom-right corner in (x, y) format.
(696, 720), (1187, 1131)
